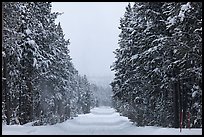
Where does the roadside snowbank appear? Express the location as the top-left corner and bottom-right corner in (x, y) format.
(2, 106), (202, 135)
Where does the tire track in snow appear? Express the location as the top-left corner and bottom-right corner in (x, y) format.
(59, 106), (134, 134)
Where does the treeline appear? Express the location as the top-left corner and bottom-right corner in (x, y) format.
(111, 2), (202, 128)
(2, 2), (97, 125)
(90, 84), (112, 106)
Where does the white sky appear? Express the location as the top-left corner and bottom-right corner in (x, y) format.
(51, 2), (131, 84)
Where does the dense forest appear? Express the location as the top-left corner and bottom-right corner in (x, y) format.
(111, 2), (202, 128)
(2, 2), (107, 126)
(2, 2), (202, 129)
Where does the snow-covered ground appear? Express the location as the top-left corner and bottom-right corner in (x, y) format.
(2, 106), (202, 135)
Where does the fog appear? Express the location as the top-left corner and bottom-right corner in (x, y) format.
(51, 2), (130, 85)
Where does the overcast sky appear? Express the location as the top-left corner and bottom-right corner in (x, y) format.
(51, 2), (130, 85)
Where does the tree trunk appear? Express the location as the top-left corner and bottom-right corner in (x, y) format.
(173, 81), (179, 128)
(172, 66), (180, 128)
(26, 79), (33, 122)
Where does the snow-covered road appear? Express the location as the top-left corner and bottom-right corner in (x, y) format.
(2, 106), (202, 135)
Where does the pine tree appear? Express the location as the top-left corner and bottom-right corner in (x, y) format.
(2, 2), (81, 125)
(111, 3), (134, 117)
(163, 2), (202, 128)
(111, 2), (202, 128)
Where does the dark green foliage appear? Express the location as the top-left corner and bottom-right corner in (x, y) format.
(2, 2), (97, 125)
(111, 2), (202, 128)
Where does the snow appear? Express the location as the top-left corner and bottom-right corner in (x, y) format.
(166, 16), (176, 28)
(42, 60), (51, 68)
(32, 58), (37, 67)
(194, 27), (202, 33)
(153, 68), (159, 73)
(2, 106), (202, 135)
(178, 2), (191, 22)
(27, 40), (35, 45)
(143, 45), (158, 56)
(25, 28), (32, 35)
(191, 85), (200, 98)
(2, 77), (6, 80)
(2, 51), (6, 57)
(180, 2), (191, 12)
(55, 93), (63, 100)
(166, 2), (192, 27)
(131, 54), (139, 60)
(38, 22), (43, 28)
(192, 91), (198, 98)
(173, 49), (177, 53)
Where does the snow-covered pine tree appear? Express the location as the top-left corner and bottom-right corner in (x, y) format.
(163, 2), (202, 128)
(132, 2), (173, 127)
(81, 75), (91, 114)
(2, 2), (95, 126)
(111, 2), (202, 128)
(89, 83), (99, 108)
(2, 2), (40, 125)
(28, 3), (74, 125)
(111, 3), (135, 119)
(16, 3), (39, 124)
(75, 75), (92, 114)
